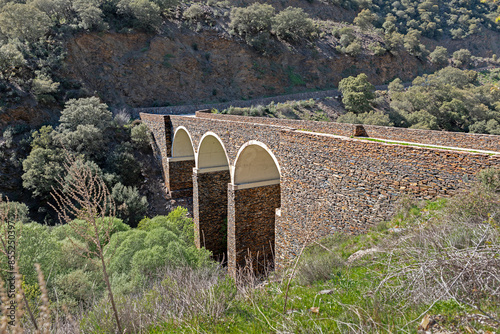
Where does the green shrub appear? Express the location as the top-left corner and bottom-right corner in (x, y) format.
(131, 122), (152, 151)
(107, 148), (142, 186)
(353, 9), (376, 30)
(477, 167), (500, 193)
(183, 4), (211, 23)
(229, 3), (274, 38)
(55, 125), (107, 160)
(429, 46), (448, 66)
(338, 73), (375, 113)
(138, 207), (194, 243)
(117, 0), (162, 31)
(453, 48), (472, 68)
(107, 210), (212, 290)
(0, 201), (30, 224)
(22, 147), (65, 198)
(72, 0), (106, 30)
(272, 7), (317, 43)
(0, 3), (52, 41)
(59, 97), (112, 131)
(111, 182), (148, 227)
(0, 42), (26, 79)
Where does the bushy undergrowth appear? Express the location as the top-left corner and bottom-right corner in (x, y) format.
(218, 98), (330, 122)
(4, 168), (499, 333)
(135, 168), (499, 333)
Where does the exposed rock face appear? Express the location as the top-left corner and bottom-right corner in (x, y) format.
(62, 29), (427, 108)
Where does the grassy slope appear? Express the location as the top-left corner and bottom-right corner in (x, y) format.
(148, 183), (499, 333)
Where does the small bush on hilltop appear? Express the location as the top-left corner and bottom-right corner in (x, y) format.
(272, 7), (317, 43)
(229, 3), (274, 39)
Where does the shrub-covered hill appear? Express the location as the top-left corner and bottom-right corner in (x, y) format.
(2, 0), (500, 130)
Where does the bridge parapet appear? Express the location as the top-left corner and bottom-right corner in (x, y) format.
(195, 111), (500, 153)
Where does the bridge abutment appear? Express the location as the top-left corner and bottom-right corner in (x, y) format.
(227, 182), (281, 277)
(193, 168), (231, 259)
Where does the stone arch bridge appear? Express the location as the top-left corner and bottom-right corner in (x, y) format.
(141, 111), (500, 276)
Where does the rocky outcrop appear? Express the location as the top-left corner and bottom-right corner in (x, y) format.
(61, 29), (427, 108)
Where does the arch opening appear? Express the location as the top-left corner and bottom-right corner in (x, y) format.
(172, 127), (195, 159)
(197, 134), (229, 170)
(165, 127), (195, 198)
(233, 143), (280, 185)
(193, 133), (231, 261)
(228, 142), (281, 276)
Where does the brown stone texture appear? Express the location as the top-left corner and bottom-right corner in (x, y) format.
(193, 170), (231, 258)
(195, 112), (500, 153)
(228, 184), (281, 277)
(141, 112), (500, 271)
(167, 159), (195, 198)
(276, 131), (499, 266)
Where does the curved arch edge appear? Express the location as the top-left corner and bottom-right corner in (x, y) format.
(172, 126), (195, 158)
(231, 140), (281, 185)
(196, 131), (231, 171)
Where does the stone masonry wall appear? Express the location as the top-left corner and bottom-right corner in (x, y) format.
(228, 184), (281, 277)
(168, 115), (288, 165)
(195, 112), (500, 152)
(276, 130), (500, 264)
(167, 159), (195, 198)
(193, 170), (231, 258)
(140, 112), (500, 270)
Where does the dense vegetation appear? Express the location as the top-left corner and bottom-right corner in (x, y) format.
(219, 67), (500, 135)
(1, 0), (500, 331)
(1, 168), (498, 332)
(4, 96), (151, 225)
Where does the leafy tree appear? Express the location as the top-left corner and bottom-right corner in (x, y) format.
(345, 41), (362, 56)
(0, 42), (25, 79)
(354, 9), (376, 30)
(111, 182), (148, 227)
(272, 7), (317, 42)
(0, 3), (52, 41)
(131, 122), (152, 151)
(429, 46), (448, 66)
(59, 97), (112, 131)
(31, 71), (59, 96)
(28, 0), (72, 23)
(229, 3), (274, 38)
(55, 125), (107, 161)
(453, 49), (472, 68)
(22, 147), (64, 198)
(107, 208), (211, 291)
(183, 4), (204, 22)
(403, 29), (428, 58)
(117, 0), (162, 31)
(107, 149), (142, 186)
(338, 73), (375, 113)
(72, 0), (106, 30)
(388, 78), (404, 96)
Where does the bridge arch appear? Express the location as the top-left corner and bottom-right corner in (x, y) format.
(228, 141), (281, 276)
(193, 132), (231, 260)
(196, 132), (230, 171)
(232, 141), (281, 185)
(164, 127), (196, 198)
(172, 127), (195, 158)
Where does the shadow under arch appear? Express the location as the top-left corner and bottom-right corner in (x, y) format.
(193, 132), (231, 260)
(228, 141), (281, 277)
(165, 127), (196, 198)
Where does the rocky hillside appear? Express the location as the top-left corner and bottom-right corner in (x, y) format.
(61, 28), (422, 108)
